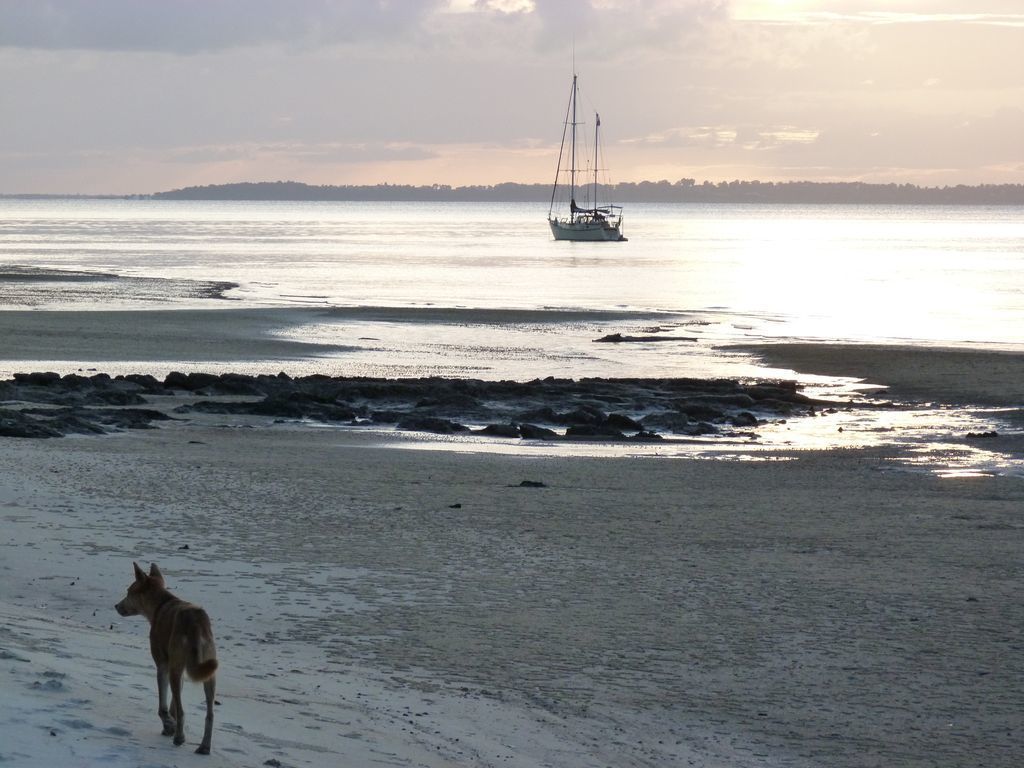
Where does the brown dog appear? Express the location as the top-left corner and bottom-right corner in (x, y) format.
(115, 562), (218, 754)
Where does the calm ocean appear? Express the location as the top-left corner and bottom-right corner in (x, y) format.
(1, 198), (1021, 381)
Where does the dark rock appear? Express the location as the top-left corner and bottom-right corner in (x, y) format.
(594, 333), (697, 343)
(674, 402), (725, 421)
(746, 382), (812, 405)
(290, 383), (344, 403)
(59, 373), (93, 389)
(685, 393), (757, 409)
(477, 424), (521, 438)
(396, 416), (469, 434)
(966, 431), (999, 439)
(633, 430), (664, 441)
(519, 423), (558, 440)
(163, 371), (189, 390)
(0, 410), (63, 438)
(728, 411), (759, 428)
(93, 408), (172, 430)
(415, 393), (482, 411)
(557, 406), (606, 426)
(13, 371), (61, 387)
(642, 411), (690, 433)
(370, 410), (406, 424)
(516, 406), (559, 424)
(607, 412), (643, 431)
(164, 372), (220, 391)
(48, 413), (108, 435)
(182, 397), (355, 422)
(27, 407), (171, 432)
(517, 480), (547, 488)
(92, 389), (147, 406)
(684, 421), (719, 436)
(212, 373), (264, 396)
(565, 424), (626, 439)
(118, 374), (163, 392)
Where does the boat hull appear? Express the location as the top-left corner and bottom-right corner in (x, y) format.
(549, 218), (626, 242)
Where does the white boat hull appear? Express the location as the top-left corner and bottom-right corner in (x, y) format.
(549, 218), (626, 242)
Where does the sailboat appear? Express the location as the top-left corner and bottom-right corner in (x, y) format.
(548, 74), (626, 242)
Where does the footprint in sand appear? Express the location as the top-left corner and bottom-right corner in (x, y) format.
(30, 678), (65, 692)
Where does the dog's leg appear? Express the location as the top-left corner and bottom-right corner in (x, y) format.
(156, 665), (175, 736)
(195, 676), (215, 755)
(169, 668), (185, 746)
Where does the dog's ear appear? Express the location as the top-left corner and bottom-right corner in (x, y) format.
(149, 563), (164, 584)
(133, 561), (146, 581)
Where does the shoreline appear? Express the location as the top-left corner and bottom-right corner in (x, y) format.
(0, 308), (1020, 468)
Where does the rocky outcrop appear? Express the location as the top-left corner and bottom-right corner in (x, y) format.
(0, 370), (838, 440)
(167, 372), (829, 440)
(0, 406), (170, 438)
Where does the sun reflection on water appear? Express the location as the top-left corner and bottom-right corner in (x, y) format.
(368, 400), (1022, 479)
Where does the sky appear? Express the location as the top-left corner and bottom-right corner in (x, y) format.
(1, 0), (1022, 194)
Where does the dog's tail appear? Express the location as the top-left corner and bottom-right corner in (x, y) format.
(183, 608), (218, 682)
(186, 657), (219, 682)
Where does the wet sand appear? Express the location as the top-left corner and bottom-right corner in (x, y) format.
(0, 307), (349, 364)
(742, 342), (1024, 407)
(0, 305), (669, 370)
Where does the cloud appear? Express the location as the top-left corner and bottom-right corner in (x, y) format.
(0, 0), (732, 58)
(0, 0), (446, 53)
(733, 1), (1024, 26)
(2, 1), (1021, 190)
(531, 0), (729, 56)
(156, 140), (440, 166)
(624, 123), (820, 151)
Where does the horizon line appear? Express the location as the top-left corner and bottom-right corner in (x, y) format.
(5, 177), (1024, 199)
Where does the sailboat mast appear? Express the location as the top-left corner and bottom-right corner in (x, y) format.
(593, 113), (600, 212)
(570, 74), (577, 220)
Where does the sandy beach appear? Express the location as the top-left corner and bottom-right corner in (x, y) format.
(1, 311), (1022, 767)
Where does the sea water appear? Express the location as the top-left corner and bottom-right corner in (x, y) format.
(0, 199), (1020, 316)
(1, 198), (1021, 366)
(1, 198), (1022, 470)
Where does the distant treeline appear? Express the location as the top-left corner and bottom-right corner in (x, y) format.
(152, 179), (1024, 205)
